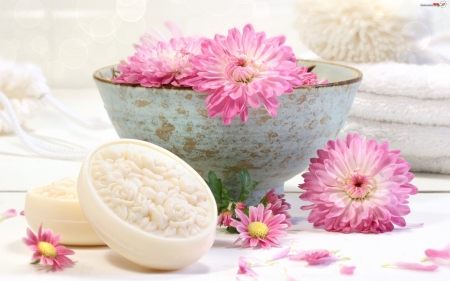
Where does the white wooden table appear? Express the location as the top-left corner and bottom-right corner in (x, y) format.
(1, 89), (450, 280)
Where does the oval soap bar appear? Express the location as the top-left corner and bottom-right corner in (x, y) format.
(77, 139), (217, 270)
(24, 177), (105, 246)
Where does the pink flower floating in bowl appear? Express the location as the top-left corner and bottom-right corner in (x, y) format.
(113, 23), (326, 125)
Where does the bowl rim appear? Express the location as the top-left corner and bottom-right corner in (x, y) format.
(93, 59), (363, 89)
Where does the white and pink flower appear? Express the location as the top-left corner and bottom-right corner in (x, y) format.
(186, 24), (321, 125)
(299, 133), (418, 233)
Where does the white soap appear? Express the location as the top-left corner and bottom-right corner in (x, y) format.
(24, 177), (105, 246)
(77, 139), (217, 270)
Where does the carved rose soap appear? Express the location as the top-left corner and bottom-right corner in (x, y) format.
(77, 139), (217, 270)
(24, 177), (105, 246)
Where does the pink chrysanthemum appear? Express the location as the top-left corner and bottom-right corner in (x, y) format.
(230, 203), (287, 249)
(114, 30), (204, 87)
(299, 133), (418, 234)
(263, 189), (292, 227)
(186, 24), (321, 125)
(23, 224), (75, 271)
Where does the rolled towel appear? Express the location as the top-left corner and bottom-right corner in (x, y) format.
(350, 91), (450, 127)
(339, 116), (450, 174)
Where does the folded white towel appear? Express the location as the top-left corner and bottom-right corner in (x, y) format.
(349, 91), (450, 127)
(339, 117), (450, 174)
(346, 62), (450, 99)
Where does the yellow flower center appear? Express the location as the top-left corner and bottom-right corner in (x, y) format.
(248, 222), (269, 239)
(38, 242), (57, 258)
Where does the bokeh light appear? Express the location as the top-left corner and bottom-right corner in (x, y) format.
(401, 21), (430, 52)
(59, 39), (88, 69)
(0, 40), (17, 70)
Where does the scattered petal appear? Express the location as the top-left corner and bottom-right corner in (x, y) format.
(238, 257), (258, 277)
(269, 247), (291, 262)
(425, 244), (450, 265)
(0, 208), (17, 222)
(289, 249), (343, 265)
(284, 268), (299, 281)
(383, 262), (439, 271)
(20, 210), (25, 216)
(340, 264), (356, 275)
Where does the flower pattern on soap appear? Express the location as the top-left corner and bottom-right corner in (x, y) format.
(32, 177), (78, 199)
(90, 146), (211, 238)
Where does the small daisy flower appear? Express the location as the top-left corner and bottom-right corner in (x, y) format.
(23, 224), (75, 271)
(230, 203), (287, 249)
(299, 133), (418, 233)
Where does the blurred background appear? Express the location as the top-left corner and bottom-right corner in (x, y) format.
(0, 0), (309, 88)
(0, 0), (449, 175)
(1, 0), (448, 88)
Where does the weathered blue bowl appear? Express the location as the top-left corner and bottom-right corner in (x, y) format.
(94, 60), (362, 203)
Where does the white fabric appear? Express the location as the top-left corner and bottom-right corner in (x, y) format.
(0, 59), (109, 160)
(0, 60), (47, 133)
(339, 117), (450, 174)
(348, 91), (450, 127)
(338, 60), (450, 174)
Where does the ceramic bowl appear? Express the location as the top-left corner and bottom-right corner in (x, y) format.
(93, 60), (362, 202)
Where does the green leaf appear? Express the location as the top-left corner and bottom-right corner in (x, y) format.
(206, 171), (223, 205)
(30, 260), (40, 265)
(226, 226), (239, 234)
(237, 168), (258, 202)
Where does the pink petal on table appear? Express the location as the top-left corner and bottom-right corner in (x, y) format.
(425, 249), (450, 259)
(237, 257), (258, 277)
(340, 265), (356, 275)
(270, 247), (291, 262)
(424, 244), (450, 265)
(20, 210), (25, 216)
(288, 249), (328, 260)
(383, 262), (439, 271)
(0, 208), (17, 221)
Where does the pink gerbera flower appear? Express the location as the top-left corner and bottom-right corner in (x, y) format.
(186, 24), (320, 125)
(114, 22), (204, 87)
(299, 133), (418, 233)
(230, 203), (287, 249)
(23, 224), (75, 271)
